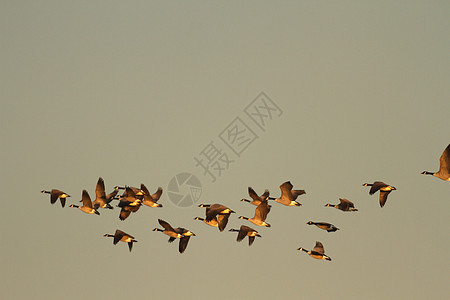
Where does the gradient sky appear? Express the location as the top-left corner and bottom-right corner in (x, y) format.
(1, 1), (449, 299)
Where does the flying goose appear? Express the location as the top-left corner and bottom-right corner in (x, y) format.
(306, 221), (339, 232)
(268, 181), (305, 206)
(194, 205), (219, 227)
(297, 241), (332, 261)
(153, 219), (184, 239)
(198, 204), (235, 232)
(140, 184), (163, 207)
(229, 225), (261, 246)
(104, 229), (137, 252)
(69, 190), (100, 215)
(170, 227), (196, 254)
(241, 187), (270, 206)
(92, 177), (115, 209)
(363, 181), (396, 208)
(239, 198), (271, 227)
(115, 185), (145, 199)
(117, 187), (142, 220)
(325, 198), (358, 212)
(41, 189), (70, 208)
(422, 143), (450, 181)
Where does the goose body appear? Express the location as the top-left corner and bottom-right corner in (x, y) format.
(268, 181), (305, 206)
(298, 241), (331, 261)
(363, 181), (396, 208)
(229, 225), (261, 246)
(41, 189), (70, 208)
(241, 187), (270, 206)
(140, 184), (163, 207)
(198, 204), (235, 232)
(239, 198), (271, 227)
(307, 221), (339, 232)
(104, 229), (137, 252)
(70, 190), (99, 215)
(422, 143), (450, 181)
(325, 198), (358, 212)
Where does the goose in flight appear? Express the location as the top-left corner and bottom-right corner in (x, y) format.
(306, 221), (339, 232)
(41, 189), (70, 208)
(325, 198), (358, 212)
(229, 225), (261, 246)
(363, 181), (396, 208)
(69, 190), (100, 215)
(422, 143), (450, 181)
(298, 241), (332, 261)
(104, 229), (137, 252)
(268, 181), (305, 206)
(241, 187), (270, 206)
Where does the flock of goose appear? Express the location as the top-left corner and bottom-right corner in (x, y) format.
(41, 143), (449, 259)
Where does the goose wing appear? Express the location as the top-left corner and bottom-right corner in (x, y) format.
(260, 189), (270, 200)
(119, 207), (131, 221)
(248, 187), (261, 202)
(338, 198), (351, 210)
(179, 236), (191, 253)
(81, 190), (94, 209)
(279, 181), (294, 201)
(151, 187), (163, 201)
(217, 214), (231, 232)
(379, 191), (391, 208)
(95, 177), (106, 199)
(158, 219), (176, 232)
(313, 241), (325, 255)
(254, 201), (270, 222)
(438, 143), (450, 177)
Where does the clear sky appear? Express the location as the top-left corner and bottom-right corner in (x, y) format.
(1, 1), (449, 299)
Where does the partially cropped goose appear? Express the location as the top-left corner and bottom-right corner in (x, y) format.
(229, 225), (261, 246)
(306, 221), (339, 232)
(104, 229), (137, 252)
(325, 198), (358, 212)
(268, 181), (305, 206)
(198, 204), (235, 232)
(41, 189), (70, 208)
(241, 187), (270, 206)
(363, 181), (396, 208)
(297, 241), (332, 261)
(239, 198), (271, 227)
(69, 190), (100, 215)
(422, 143), (450, 181)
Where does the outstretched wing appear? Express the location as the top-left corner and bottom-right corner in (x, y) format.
(158, 219), (176, 232)
(81, 190), (93, 209)
(313, 241), (325, 255)
(113, 229), (126, 245)
(95, 177), (106, 199)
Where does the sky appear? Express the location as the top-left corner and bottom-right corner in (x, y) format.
(1, 1), (449, 299)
